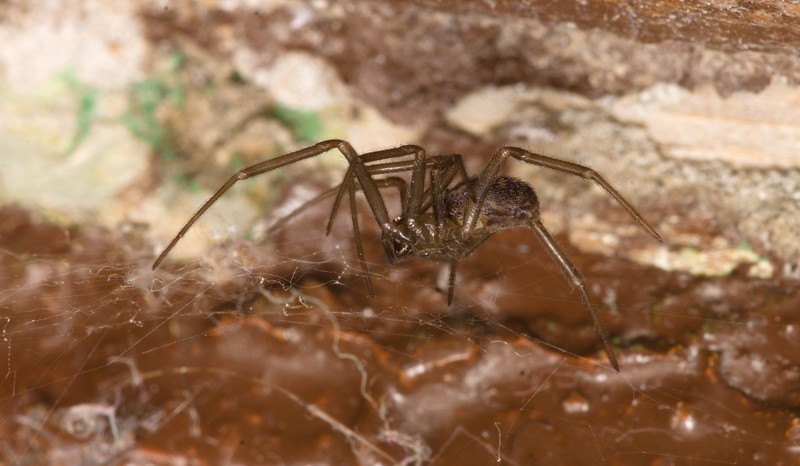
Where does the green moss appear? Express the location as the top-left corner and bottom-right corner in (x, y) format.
(59, 71), (99, 156)
(228, 152), (246, 172)
(271, 104), (324, 143)
(122, 78), (183, 160)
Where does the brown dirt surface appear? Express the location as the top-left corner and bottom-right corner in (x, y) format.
(2, 199), (799, 464)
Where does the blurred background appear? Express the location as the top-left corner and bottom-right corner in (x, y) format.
(1, 1), (799, 464)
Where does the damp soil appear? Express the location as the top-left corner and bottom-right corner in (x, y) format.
(2, 200), (799, 464)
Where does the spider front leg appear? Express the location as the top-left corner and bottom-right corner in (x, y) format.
(152, 140), (395, 271)
(530, 218), (620, 372)
(333, 145), (427, 293)
(340, 151), (468, 305)
(426, 155), (470, 305)
(154, 140), (344, 269)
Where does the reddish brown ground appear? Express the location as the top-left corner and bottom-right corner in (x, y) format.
(2, 1), (799, 464)
(2, 198), (798, 464)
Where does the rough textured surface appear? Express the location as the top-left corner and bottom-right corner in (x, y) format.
(2, 0), (800, 464)
(133, 0), (800, 265)
(140, 1), (800, 125)
(409, 0), (800, 53)
(2, 205), (799, 464)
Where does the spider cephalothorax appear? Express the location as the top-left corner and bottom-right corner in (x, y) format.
(382, 176), (540, 263)
(153, 140), (661, 371)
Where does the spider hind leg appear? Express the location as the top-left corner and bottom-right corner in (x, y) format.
(529, 218), (620, 372)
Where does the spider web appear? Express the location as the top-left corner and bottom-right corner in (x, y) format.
(1, 180), (799, 466)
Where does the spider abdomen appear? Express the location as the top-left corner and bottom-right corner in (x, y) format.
(446, 176), (540, 230)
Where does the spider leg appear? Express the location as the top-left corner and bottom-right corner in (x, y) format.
(529, 218), (620, 372)
(355, 154), (467, 217)
(429, 155), (468, 306)
(153, 140), (394, 270)
(327, 166), (355, 236)
(323, 176), (408, 296)
(348, 177), (375, 297)
(322, 151), (412, 237)
(324, 145), (423, 293)
(404, 146), (428, 225)
(446, 260), (458, 305)
(365, 153), (469, 304)
(433, 153), (469, 186)
(461, 147), (662, 243)
(427, 154), (469, 231)
(363, 153), (468, 305)
(336, 145), (428, 238)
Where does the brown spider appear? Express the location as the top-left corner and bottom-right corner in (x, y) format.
(152, 139), (661, 371)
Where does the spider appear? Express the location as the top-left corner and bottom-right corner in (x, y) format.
(152, 139), (662, 371)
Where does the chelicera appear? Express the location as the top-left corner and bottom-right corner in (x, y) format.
(152, 140), (662, 371)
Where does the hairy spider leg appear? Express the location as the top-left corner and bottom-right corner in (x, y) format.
(321, 167), (409, 236)
(354, 154), (468, 217)
(348, 145), (429, 231)
(446, 260), (458, 305)
(426, 154), (469, 231)
(325, 146), (426, 235)
(319, 145), (426, 294)
(461, 147), (662, 242)
(361, 153), (471, 305)
(152, 140), (395, 270)
(530, 218), (620, 372)
(346, 177), (374, 295)
(426, 155), (470, 305)
(352, 178), (410, 286)
(349, 153), (471, 305)
(326, 165), (354, 236)
(329, 152), (471, 305)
